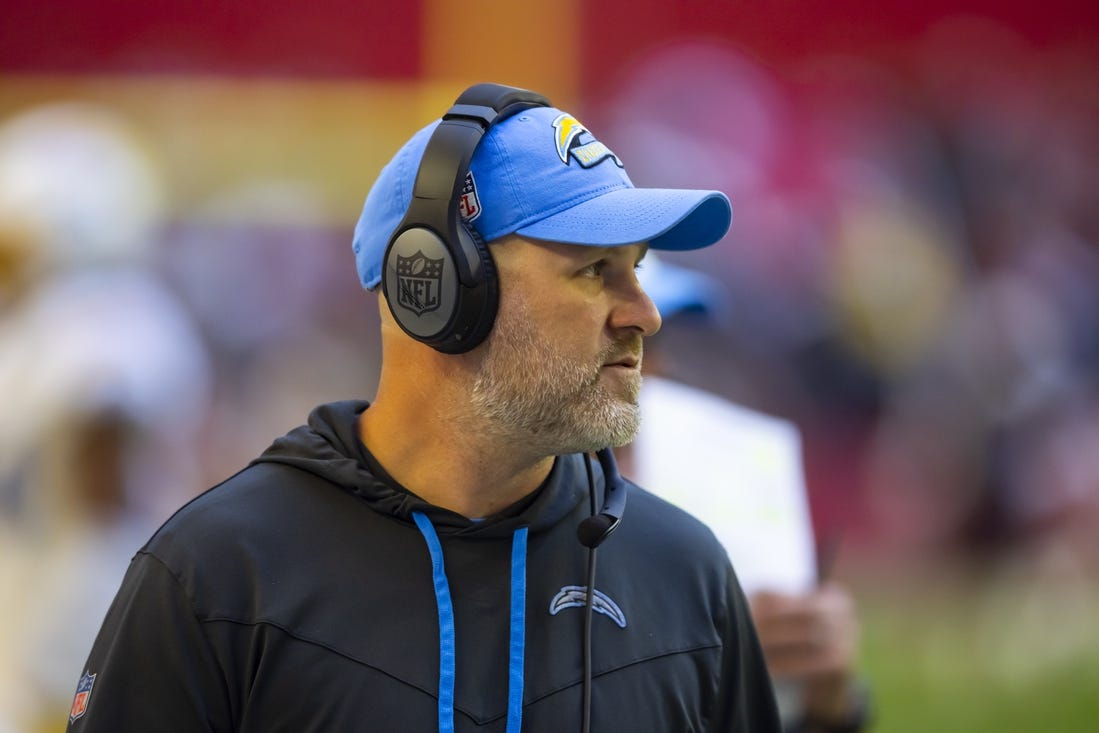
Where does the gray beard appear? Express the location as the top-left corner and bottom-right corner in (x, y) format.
(470, 305), (642, 456)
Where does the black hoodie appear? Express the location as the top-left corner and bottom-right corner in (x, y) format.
(67, 401), (780, 732)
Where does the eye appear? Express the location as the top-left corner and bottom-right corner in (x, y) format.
(581, 260), (607, 278)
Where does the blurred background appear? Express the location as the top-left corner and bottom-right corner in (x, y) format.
(2, 1), (1097, 730)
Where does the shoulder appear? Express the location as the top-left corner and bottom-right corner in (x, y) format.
(147, 462), (331, 553)
(138, 462), (371, 616)
(616, 479), (730, 568)
(598, 479), (746, 646)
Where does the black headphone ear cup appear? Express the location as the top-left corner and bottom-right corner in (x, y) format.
(448, 222), (498, 352)
(381, 221), (498, 354)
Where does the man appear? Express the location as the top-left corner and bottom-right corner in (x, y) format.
(620, 255), (871, 733)
(67, 84), (781, 732)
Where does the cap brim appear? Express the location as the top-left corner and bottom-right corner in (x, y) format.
(514, 188), (731, 251)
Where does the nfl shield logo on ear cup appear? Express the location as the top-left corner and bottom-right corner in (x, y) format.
(393, 250), (444, 318)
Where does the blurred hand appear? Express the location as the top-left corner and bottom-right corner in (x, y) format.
(749, 581), (863, 729)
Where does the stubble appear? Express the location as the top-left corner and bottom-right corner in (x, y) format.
(470, 301), (642, 456)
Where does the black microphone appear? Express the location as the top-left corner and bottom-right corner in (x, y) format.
(576, 448), (628, 548)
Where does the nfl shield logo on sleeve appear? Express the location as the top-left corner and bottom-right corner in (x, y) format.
(69, 671), (96, 722)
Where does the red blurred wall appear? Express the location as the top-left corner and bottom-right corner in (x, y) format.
(3, 0), (1095, 79)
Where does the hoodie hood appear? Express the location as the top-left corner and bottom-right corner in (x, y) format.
(251, 400), (590, 538)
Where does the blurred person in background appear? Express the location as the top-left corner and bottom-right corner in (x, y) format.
(0, 102), (212, 733)
(595, 31), (1099, 575)
(616, 254), (871, 733)
(65, 83), (781, 732)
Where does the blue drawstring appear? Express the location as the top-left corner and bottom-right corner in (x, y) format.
(413, 512), (529, 733)
(507, 526), (528, 733)
(413, 512), (457, 733)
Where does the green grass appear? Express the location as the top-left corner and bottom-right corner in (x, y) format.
(851, 558), (1099, 732)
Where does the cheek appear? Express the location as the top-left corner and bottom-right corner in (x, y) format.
(497, 269), (605, 358)
(538, 303), (603, 356)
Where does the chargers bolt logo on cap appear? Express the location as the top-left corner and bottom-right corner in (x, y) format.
(552, 114), (623, 169)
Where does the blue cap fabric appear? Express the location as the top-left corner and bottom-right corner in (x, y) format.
(353, 105), (732, 290)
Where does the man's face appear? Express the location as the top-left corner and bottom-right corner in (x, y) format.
(469, 236), (661, 455)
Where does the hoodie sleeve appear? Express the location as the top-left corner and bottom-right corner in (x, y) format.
(65, 551), (232, 732)
(715, 563), (784, 733)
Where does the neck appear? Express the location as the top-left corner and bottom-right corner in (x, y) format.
(360, 361), (553, 519)
(613, 441), (636, 480)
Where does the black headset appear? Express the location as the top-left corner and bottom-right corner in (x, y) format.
(381, 83), (551, 354)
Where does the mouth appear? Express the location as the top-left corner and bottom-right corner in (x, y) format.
(600, 337), (644, 373)
(602, 354), (640, 370)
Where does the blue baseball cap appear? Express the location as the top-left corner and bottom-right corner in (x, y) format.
(353, 104), (732, 290)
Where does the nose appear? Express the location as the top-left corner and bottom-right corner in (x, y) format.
(610, 275), (662, 338)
